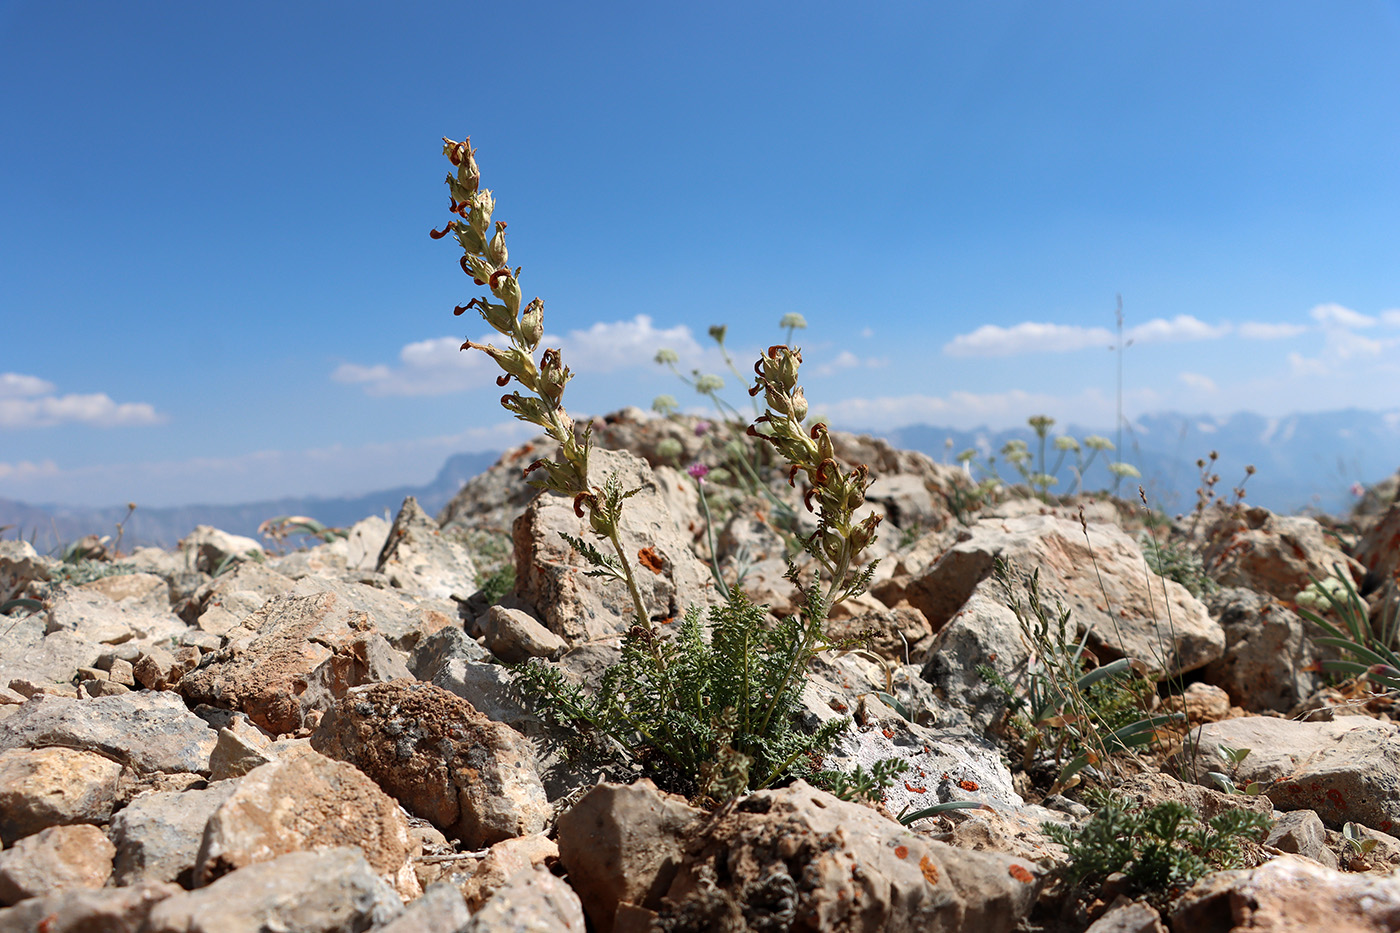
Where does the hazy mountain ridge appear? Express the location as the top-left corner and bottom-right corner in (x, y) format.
(0, 451), (500, 553)
(881, 408), (1400, 516)
(5, 409), (1399, 553)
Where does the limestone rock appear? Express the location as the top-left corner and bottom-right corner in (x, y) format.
(177, 591), (410, 735)
(1199, 506), (1361, 601)
(0, 881), (178, 933)
(464, 865), (586, 932)
(289, 575), (459, 651)
(183, 562), (296, 637)
(1355, 503), (1400, 590)
(480, 604), (567, 662)
(178, 525), (264, 575)
(1266, 809), (1339, 870)
(0, 824), (114, 905)
(146, 847), (403, 933)
(375, 882), (470, 933)
(656, 781), (1039, 933)
(195, 751), (419, 898)
(557, 780), (701, 933)
(511, 448), (718, 642)
(0, 691), (216, 774)
(311, 680), (549, 848)
(461, 833), (558, 911)
(1177, 716), (1400, 830)
(1201, 587), (1320, 713)
(919, 590), (1031, 729)
(1170, 853), (1400, 933)
(376, 496), (478, 601)
(77, 572), (170, 611)
(43, 585), (185, 647)
(907, 514), (1223, 676)
(0, 746), (122, 845)
(0, 614), (103, 692)
(0, 541), (51, 603)
(109, 780), (240, 886)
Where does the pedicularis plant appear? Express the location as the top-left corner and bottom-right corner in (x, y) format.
(432, 136), (885, 802)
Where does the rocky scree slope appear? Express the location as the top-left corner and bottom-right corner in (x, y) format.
(0, 408), (1398, 931)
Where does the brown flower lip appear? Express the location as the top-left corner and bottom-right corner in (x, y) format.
(429, 223), (453, 239)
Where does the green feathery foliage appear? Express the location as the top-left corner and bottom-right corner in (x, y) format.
(514, 590), (850, 802)
(1046, 793), (1271, 905)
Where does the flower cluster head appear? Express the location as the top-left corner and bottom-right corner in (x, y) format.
(435, 136), (611, 531)
(747, 346), (881, 590)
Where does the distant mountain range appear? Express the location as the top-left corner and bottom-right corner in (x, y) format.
(878, 408), (1400, 517)
(4, 409), (1398, 554)
(0, 451), (501, 553)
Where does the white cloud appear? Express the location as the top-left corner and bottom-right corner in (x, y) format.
(1126, 315), (1231, 344)
(1310, 303), (1375, 329)
(337, 315), (705, 397)
(811, 350), (887, 377)
(562, 315), (702, 373)
(1288, 352), (1330, 377)
(0, 373), (55, 398)
(944, 315), (1228, 357)
(0, 459), (60, 481)
(1238, 322), (1307, 340)
(1178, 372), (1218, 393)
(943, 322), (1114, 357)
(1379, 309), (1400, 327)
(816, 386), (1162, 432)
(0, 422), (538, 508)
(0, 376), (165, 429)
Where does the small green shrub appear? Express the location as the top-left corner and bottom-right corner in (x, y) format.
(514, 591), (852, 801)
(1140, 531), (1216, 598)
(475, 564), (515, 606)
(50, 560), (137, 586)
(985, 561), (1177, 789)
(1298, 564), (1400, 693)
(1046, 793), (1271, 904)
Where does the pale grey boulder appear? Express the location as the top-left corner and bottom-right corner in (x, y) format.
(145, 848), (403, 933)
(109, 780), (240, 886)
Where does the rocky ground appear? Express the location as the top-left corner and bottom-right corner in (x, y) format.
(3, 406), (1400, 932)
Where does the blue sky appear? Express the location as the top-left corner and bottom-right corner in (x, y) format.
(4, 1), (1400, 506)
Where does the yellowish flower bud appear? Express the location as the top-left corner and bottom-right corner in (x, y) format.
(486, 221), (509, 268)
(518, 297), (544, 351)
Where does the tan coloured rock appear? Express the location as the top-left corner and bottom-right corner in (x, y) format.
(178, 525), (264, 575)
(1199, 505), (1361, 601)
(183, 561), (296, 637)
(464, 865), (586, 932)
(1202, 587), (1321, 713)
(1177, 716), (1400, 830)
(177, 590), (410, 735)
(78, 572), (170, 610)
(480, 604), (567, 662)
(0, 880), (179, 933)
(147, 848), (403, 933)
(461, 833), (558, 910)
(908, 514), (1223, 675)
(110, 781), (240, 886)
(556, 779), (701, 933)
(132, 645), (201, 691)
(1355, 503), (1400, 589)
(310, 680), (549, 848)
(376, 496), (478, 601)
(512, 447), (718, 642)
(1170, 853), (1400, 933)
(0, 541), (51, 603)
(0, 747), (122, 845)
(0, 691), (216, 774)
(655, 781), (1039, 933)
(0, 824), (114, 905)
(195, 750), (420, 898)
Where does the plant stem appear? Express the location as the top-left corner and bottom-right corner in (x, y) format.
(696, 481), (731, 600)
